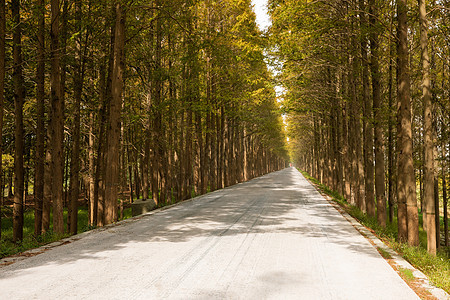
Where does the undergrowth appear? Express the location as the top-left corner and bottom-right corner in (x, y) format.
(299, 169), (450, 294)
(1, 206), (132, 259)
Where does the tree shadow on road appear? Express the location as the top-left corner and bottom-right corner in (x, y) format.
(0, 167), (383, 280)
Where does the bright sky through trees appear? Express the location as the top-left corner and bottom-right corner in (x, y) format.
(251, 0), (284, 98)
(251, 0), (271, 30)
(251, 0), (287, 135)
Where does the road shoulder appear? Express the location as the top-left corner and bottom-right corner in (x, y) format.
(302, 173), (449, 300)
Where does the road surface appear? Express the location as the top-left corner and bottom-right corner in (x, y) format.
(0, 168), (419, 299)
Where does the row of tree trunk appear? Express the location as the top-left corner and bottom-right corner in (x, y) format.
(0, 0), (288, 242)
(275, 0), (448, 254)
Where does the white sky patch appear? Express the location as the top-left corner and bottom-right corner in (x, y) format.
(275, 86), (284, 97)
(252, 0), (288, 144)
(251, 0), (271, 31)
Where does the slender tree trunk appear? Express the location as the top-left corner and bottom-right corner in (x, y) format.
(94, 66), (107, 227)
(217, 110), (223, 189)
(369, 0), (386, 227)
(397, 0), (419, 245)
(349, 27), (364, 209)
(88, 112), (95, 225)
(12, 0), (25, 242)
(155, 0), (164, 203)
(142, 90), (150, 200)
(419, 0), (436, 254)
(342, 101), (351, 202)
(387, 23), (395, 224)
(42, 145), (52, 232)
(104, 1), (125, 224)
(34, 0), (45, 236)
(0, 0), (5, 241)
(61, 0), (69, 213)
(196, 111), (205, 194)
(151, 0), (163, 205)
(142, 138), (150, 200)
(434, 162), (440, 249)
(443, 139), (448, 247)
(359, 0), (375, 217)
(134, 156), (140, 199)
(127, 148), (134, 202)
(334, 74), (343, 195)
(69, 0), (84, 234)
(50, 0), (65, 234)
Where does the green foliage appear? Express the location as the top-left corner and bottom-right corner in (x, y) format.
(0, 207), (132, 259)
(398, 267), (415, 281)
(1, 154), (14, 171)
(376, 247), (392, 259)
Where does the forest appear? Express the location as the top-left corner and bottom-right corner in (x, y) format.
(0, 0), (288, 251)
(1, 0), (449, 265)
(268, 0), (449, 255)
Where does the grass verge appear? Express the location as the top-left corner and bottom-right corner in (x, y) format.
(1, 206), (132, 259)
(298, 169), (450, 294)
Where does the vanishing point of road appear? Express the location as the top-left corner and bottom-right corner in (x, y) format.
(0, 168), (419, 299)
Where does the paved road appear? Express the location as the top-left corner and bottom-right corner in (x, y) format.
(0, 168), (418, 299)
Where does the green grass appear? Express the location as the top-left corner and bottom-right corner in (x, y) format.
(1, 206), (132, 259)
(299, 169), (450, 293)
(376, 247), (393, 259)
(399, 267), (415, 281)
(1, 192), (184, 259)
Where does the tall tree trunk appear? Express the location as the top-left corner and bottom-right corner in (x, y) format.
(88, 112), (95, 225)
(196, 111), (205, 194)
(341, 100), (352, 202)
(142, 138), (150, 200)
(217, 110), (223, 189)
(142, 92), (150, 200)
(443, 139), (448, 247)
(69, 0), (84, 235)
(127, 146), (134, 202)
(369, 0), (386, 227)
(397, 0), (419, 246)
(42, 145), (52, 232)
(50, 0), (65, 234)
(94, 66), (108, 227)
(430, 39), (440, 251)
(419, 0), (436, 254)
(359, 0), (375, 217)
(34, 0), (45, 236)
(349, 26), (364, 209)
(0, 0), (5, 241)
(387, 18), (395, 224)
(104, 1), (125, 224)
(61, 0), (69, 212)
(154, 0), (164, 203)
(12, 0), (25, 242)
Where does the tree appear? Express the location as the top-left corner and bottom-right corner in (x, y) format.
(369, 0), (386, 228)
(396, 0), (419, 246)
(0, 0), (5, 241)
(419, 0), (436, 254)
(359, 0), (375, 217)
(50, 0), (65, 234)
(68, 0), (85, 234)
(104, 1), (125, 224)
(0, 0), (288, 246)
(34, 0), (45, 237)
(12, 0), (25, 242)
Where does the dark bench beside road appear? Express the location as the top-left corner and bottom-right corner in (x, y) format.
(0, 168), (419, 299)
